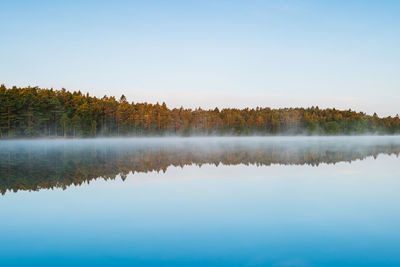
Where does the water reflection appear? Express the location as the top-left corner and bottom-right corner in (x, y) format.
(1, 137), (400, 194)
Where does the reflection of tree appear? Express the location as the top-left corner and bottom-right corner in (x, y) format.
(1, 139), (399, 195)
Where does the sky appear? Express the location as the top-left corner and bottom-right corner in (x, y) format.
(0, 0), (399, 116)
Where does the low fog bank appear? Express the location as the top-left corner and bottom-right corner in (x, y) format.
(1, 135), (400, 150)
(1, 135), (400, 194)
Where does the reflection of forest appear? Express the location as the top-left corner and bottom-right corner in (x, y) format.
(1, 138), (400, 195)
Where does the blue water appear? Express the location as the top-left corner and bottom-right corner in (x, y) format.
(1, 137), (400, 266)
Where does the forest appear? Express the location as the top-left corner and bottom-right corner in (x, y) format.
(1, 85), (399, 137)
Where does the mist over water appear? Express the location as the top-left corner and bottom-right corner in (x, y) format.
(1, 136), (400, 266)
(1, 136), (400, 194)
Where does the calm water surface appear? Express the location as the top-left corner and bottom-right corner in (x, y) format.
(1, 137), (400, 267)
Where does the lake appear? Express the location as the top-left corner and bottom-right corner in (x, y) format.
(1, 136), (400, 267)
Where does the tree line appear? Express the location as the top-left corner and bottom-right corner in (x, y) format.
(1, 85), (399, 137)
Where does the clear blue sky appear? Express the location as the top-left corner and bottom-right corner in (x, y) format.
(1, 0), (399, 116)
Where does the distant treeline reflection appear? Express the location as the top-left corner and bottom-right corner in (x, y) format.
(1, 138), (399, 194)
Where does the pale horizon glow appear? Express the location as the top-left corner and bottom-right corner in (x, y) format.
(1, 0), (399, 116)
